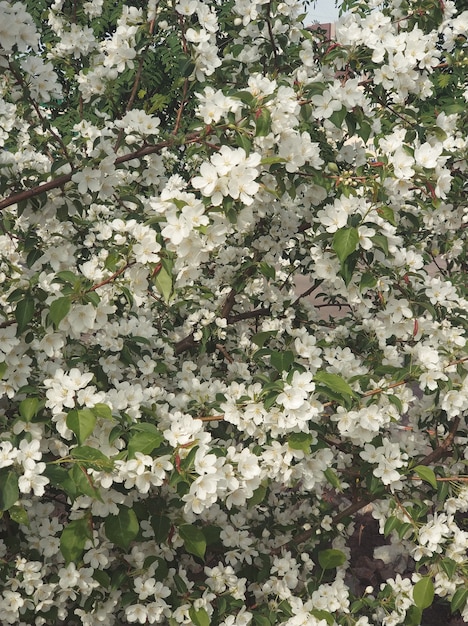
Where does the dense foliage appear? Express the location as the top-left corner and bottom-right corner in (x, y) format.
(0, 0), (467, 624)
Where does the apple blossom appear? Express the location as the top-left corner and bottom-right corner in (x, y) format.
(0, 0), (468, 625)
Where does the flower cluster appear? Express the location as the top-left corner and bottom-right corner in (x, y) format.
(0, 0), (467, 625)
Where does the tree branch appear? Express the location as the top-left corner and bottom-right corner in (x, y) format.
(272, 416), (461, 554)
(0, 135), (199, 213)
(227, 307), (270, 323)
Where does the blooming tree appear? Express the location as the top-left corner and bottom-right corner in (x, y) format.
(0, 0), (467, 624)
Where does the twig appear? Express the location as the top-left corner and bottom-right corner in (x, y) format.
(0, 134), (199, 212)
(362, 379), (409, 398)
(173, 79), (189, 136)
(87, 262), (134, 292)
(114, 18), (157, 152)
(114, 59), (146, 152)
(417, 416), (460, 466)
(8, 61), (74, 167)
(0, 320), (15, 329)
(409, 475), (468, 482)
(272, 416), (462, 555)
(196, 415), (225, 422)
(265, 2), (279, 71)
(174, 333), (196, 355)
(220, 289), (237, 319)
(215, 343), (234, 364)
(227, 307), (270, 323)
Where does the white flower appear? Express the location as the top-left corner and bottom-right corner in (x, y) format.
(0, 441), (18, 468)
(17, 438), (42, 471)
(72, 167), (102, 195)
(311, 91), (342, 119)
(414, 142), (443, 169)
(18, 464), (49, 496)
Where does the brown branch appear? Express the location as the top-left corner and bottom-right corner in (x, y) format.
(227, 307), (270, 323)
(8, 61), (74, 167)
(174, 333), (196, 355)
(417, 416), (460, 467)
(87, 262), (134, 292)
(220, 289), (237, 319)
(272, 416), (462, 555)
(0, 319), (15, 329)
(265, 2), (279, 71)
(173, 79), (189, 136)
(409, 475), (468, 482)
(114, 18), (157, 152)
(0, 135), (199, 213)
(362, 379), (409, 398)
(196, 415), (225, 422)
(114, 59), (146, 152)
(215, 343), (234, 364)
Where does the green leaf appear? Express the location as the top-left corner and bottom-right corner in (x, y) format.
(324, 468), (341, 490)
(251, 330), (278, 347)
(310, 610), (334, 626)
(128, 430), (163, 458)
(359, 272), (377, 291)
(66, 409), (96, 445)
(377, 206), (396, 226)
(383, 516), (401, 538)
(255, 108), (271, 137)
(92, 403), (113, 420)
(440, 557), (457, 579)
(234, 90), (255, 105)
(15, 297), (35, 334)
(130, 422), (162, 434)
(405, 605), (422, 626)
(0, 362), (7, 379)
(387, 394), (403, 413)
(173, 573), (188, 594)
(44, 465), (77, 500)
(26, 248), (43, 268)
(332, 227), (359, 264)
(270, 350), (294, 372)
(371, 233), (389, 255)
(151, 515), (171, 543)
(328, 106), (347, 128)
(70, 446), (114, 472)
(339, 252), (358, 286)
(8, 505), (29, 526)
(19, 397), (39, 422)
(69, 464), (102, 500)
(314, 371), (357, 397)
(60, 516), (93, 564)
(253, 615), (271, 626)
(357, 121), (372, 143)
(413, 465), (437, 489)
(318, 549), (346, 570)
(0, 470), (19, 511)
(105, 506), (139, 550)
(413, 577), (434, 610)
(55, 270), (79, 285)
(451, 587), (468, 613)
(154, 259), (173, 303)
(398, 522), (413, 540)
(93, 569), (110, 589)
(248, 484), (267, 508)
(179, 524), (206, 560)
(260, 156), (287, 165)
(188, 607), (210, 626)
(288, 432), (313, 454)
(259, 262), (275, 279)
(48, 296), (71, 328)
(151, 557), (169, 582)
(235, 132), (252, 154)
